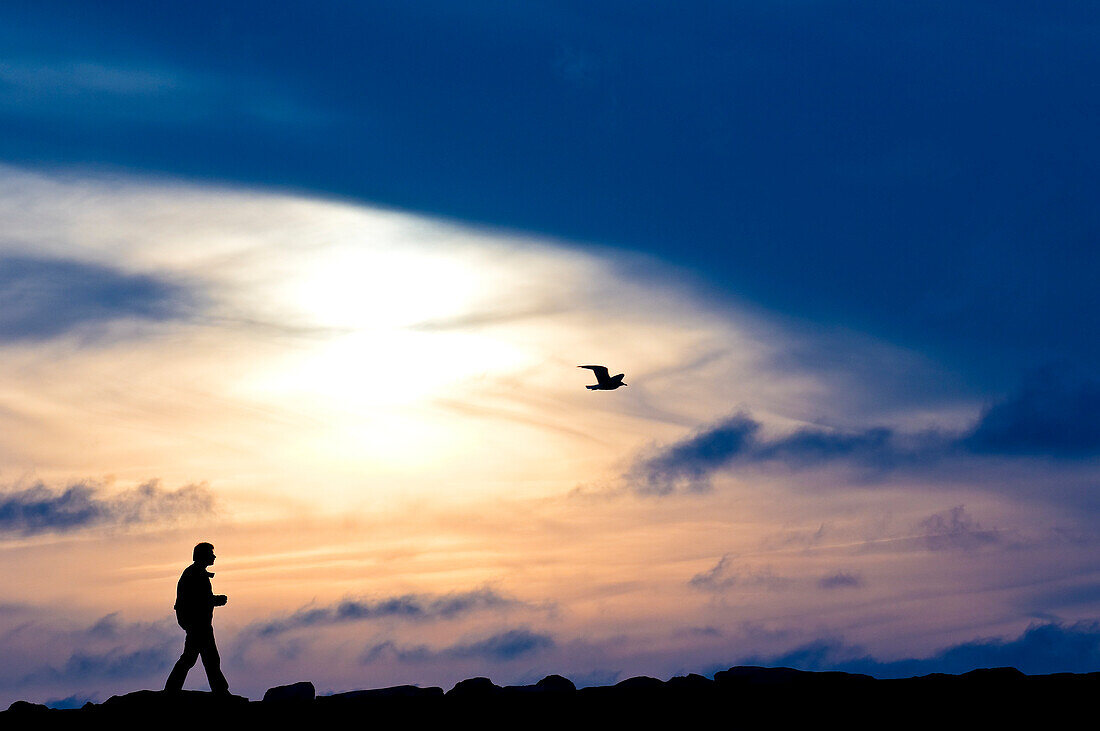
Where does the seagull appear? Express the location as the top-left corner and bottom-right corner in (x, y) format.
(578, 365), (627, 390)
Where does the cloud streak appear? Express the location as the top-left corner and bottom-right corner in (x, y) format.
(964, 365), (1100, 457)
(0, 480), (215, 535)
(631, 367), (1100, 493)
(0, 255), (195, 343)
(744, 621), (1100, 677)
(817, 572), (864, 590)
(689, 556), (795, 593)
(362, 628), (555, 664)
(245, 588), (530, 638)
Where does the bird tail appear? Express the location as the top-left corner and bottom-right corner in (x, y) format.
(586, 385), (599, 390)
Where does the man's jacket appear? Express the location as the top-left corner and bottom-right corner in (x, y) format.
(174, 563), (216, 629)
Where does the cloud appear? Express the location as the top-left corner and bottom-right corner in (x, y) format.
(917, 506), (1000, 552)
(21, 644), (174, 686)
(0, 480), (216, 536)
(629, 411), (934, 493)
(689, 555), (794, 593)
(1, 612), (182, 701)
(4, 3), (1098, 390)
(817, 572), (864, 590)
(0, 255), (195, 343)
(446, 628), (555, 661)
(48, 646), (173, 682)
(409, 301), (568, 332)
(245, 588), (527, 638)
(630, 367), (1100, 493)
(744, 621), (1100, 677)
(16, 614), (179, 687)
(632, 414), (759, 495)
(362, 628), (555, 664)
(964, 365), (1100, 457)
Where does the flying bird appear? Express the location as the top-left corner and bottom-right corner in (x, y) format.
(578, 365), (627, 390)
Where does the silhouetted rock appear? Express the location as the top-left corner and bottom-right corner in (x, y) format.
(536, 674), (576, 693)
(4, 665), (1097, 728)
(577, 674), (665, 702)
(714, 665), (873, 688)
(6, 700), (49, 713)
(503, 674), (576, 695)
(446, 677), (502, 699)
(614, 675), (665, 693)
(665, 673), (714, 693)
(962, 666), (1027, 681)
(322, 685), (444, 703)
(101, 689), (249, 712)
(262, 681), (315, 704)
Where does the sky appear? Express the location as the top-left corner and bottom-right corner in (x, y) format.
(2, 0), (1100, 707)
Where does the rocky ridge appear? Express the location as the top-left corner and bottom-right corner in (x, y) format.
(4, 665), (1096, 729)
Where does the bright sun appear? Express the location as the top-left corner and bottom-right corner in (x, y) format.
(251, 235), (529, 412)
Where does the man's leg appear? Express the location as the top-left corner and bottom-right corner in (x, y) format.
(164, 629), (200, 691)
(196, 626), (230, 695)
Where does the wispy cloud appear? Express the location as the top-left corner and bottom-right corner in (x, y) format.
(0, 480), (215, 535)
(917, 506), (1000, 552)
(0, 255), (196, 343)
(629, 411), (932, 494)
(244, 588), (531, 638)
(13, 613), (178, 689)
(630, 366), (1100, 494)
(742, 621), (1100, 677)
(362, 628), (555, 664)
(24, 645), (174, 684)
(689, 555), (795, 593)
(817, 572), (864, 590)
(632, 414), (761, 495)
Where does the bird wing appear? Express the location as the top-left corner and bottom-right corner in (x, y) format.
(578, 365), (611, 384)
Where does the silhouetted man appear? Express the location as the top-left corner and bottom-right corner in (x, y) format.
(165, 542), (230, 695)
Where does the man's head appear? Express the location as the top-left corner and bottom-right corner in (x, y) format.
(193, 542), (216, 566)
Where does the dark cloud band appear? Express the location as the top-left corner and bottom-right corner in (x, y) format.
(0, 480), (215, 535)
(246, 588), (528, 638)
(0, 255), (194, 343)
(362, 628), (555, 664)
(631, 367), (1100, 494)
(741, 621), (1100, 677)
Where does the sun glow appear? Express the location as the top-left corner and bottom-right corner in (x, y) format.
(249, 238), (530, 417)
(287, 244), (484, 330)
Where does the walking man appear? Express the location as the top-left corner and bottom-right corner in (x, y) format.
(164, 542), (230, 694)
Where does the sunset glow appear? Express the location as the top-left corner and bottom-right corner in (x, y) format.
(2, 2), (1099, 709)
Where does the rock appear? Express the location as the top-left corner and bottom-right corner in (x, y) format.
(614, 676), (665, 693)
(714, 666), (810, 686)
(666, 673), (715, 692)
(323, 685), (444, 702)
(446, 677), (502, 698)
(101, 689), (250, 712)
(263, 681), (316, 704)
(535, 675), (576, 693)
(963, 667), (1026, 681)
(503, 674), (577, 695)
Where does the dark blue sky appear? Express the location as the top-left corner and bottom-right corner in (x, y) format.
(3, 1), (1098, 388)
